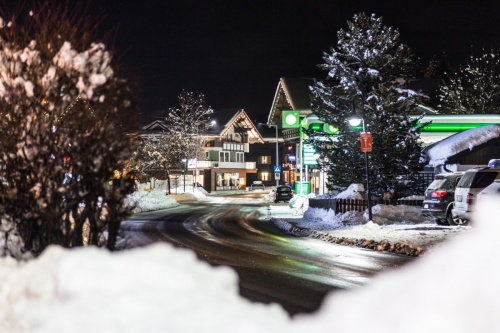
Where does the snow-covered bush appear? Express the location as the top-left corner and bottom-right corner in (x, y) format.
(0, 2), (138, 257)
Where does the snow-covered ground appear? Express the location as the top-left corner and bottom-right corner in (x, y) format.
(1, 184), (495, 333)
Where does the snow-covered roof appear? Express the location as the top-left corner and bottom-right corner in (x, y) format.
(267, 77), (314, 125)
(138, 120), (170, 136)
(218, 109), (264, 144)
(422, 124), (500, 166)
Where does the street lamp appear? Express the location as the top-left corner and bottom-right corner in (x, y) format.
(181, 158), (187, 193)
(259, 123), (280, 188)
(349, 98), (373, 222)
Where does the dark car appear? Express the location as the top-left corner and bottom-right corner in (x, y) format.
(274, 185), (294, 203)
(422, 172), (463, 225)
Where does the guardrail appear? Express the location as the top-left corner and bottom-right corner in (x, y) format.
(309, 198), (423, 214)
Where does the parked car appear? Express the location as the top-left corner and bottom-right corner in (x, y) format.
(422, 172), (463, 225)
(452, 161), (500, 225)
(274, 185), (294, 203)
(250, 181), (266, 191)
(477, 179), (500, 201)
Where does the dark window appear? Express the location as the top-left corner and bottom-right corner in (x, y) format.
(428, 179), (447, 190)
(457, 171), (499, 188)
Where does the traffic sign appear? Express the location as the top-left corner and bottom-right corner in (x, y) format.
(274, 173), (280, 180)
(274, 165), (281, 172)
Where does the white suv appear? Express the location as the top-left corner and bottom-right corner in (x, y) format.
(452, 165), (500, 225)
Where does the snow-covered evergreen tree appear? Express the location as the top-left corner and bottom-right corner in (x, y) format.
(309, 12), (425, 196)
(0, 2), (138, 257)
(439, 49), (500, 114)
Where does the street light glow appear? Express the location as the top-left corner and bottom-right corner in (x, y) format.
(348, 116), (362, 127)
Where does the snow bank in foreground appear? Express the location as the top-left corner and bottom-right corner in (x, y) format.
(0, 244), (290, 333)
(1, 191), (498, 332)
(292, 196), (500, 333)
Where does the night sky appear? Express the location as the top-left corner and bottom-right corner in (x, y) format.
(94, 0), (500, 123)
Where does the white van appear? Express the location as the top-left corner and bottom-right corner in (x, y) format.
(452, 163), (500, 225)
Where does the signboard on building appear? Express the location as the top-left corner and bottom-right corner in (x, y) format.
(281, 110), (300, 128)
(360, 132), (373, 152)
(303, 144), (319, 166)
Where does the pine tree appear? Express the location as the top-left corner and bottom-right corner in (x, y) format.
(309, 12), (425, 196)
(439, 49), (500, 114)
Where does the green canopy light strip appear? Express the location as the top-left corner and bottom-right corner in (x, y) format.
(311, 123), (499, 134)
(419, 123), (499, 132)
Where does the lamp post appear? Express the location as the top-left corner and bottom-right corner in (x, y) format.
(348, 98), (373, 222)
(181, 158), (187, 193)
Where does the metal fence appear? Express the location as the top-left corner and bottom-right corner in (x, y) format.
(309, 197), (423, 214)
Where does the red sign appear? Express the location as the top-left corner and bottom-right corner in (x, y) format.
(360, 132), (373, 152)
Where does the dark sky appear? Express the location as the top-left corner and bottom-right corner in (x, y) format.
(94, 0), (500, 123)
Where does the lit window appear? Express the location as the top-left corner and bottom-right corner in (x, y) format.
(260, 172), (269, 181)
(258, 156), (271, 164)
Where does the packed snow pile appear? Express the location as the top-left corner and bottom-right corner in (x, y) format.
(331, 183), (365, 199)
(292, 195), (500, 333)
(125, 181), (214, 211)
(271, 184), (464, 255)
(0, 195), (497, 332)
(125, 188), (180, 213)
(0, 244), (290, 333)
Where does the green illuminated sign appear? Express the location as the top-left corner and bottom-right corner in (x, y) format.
(303, 144), (319, 166)
(308, 122), (339, 134)
(324, 123), (339, 134)
(282, 110), (300, 128)
(419, 123), (499, 132)
(309, 123), (323, 131)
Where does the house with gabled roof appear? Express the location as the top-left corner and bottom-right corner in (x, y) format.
(138, 119), (169, 137)
(138, 109), (267, 192)
(266, 77), (326, 194)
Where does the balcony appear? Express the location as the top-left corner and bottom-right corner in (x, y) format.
(188, 161), (256, 170)
(212, 161), (256, 169)
(204, 140), (249, 152)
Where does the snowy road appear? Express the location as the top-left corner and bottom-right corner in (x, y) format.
(119, 201), (414, 315)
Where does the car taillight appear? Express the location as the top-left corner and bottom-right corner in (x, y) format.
(431, 190), (447, 197)
(466, 193), (476, 204)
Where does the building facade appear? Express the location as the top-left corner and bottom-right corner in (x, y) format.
(139, 109), (270, 192)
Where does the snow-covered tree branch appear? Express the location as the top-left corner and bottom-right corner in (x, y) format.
(0, 1), (139, 258)
(439, 49), (500, 114)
